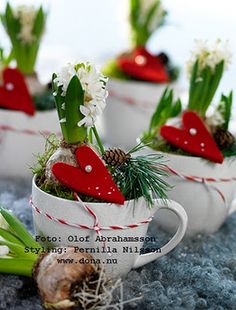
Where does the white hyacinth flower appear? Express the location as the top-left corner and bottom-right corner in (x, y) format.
(206, 109), (225, 128)
(186, 39), (232, 78)
(14, 5), (37, 44)
(54, 62), (108, 128)
(78, 105), (97, 128)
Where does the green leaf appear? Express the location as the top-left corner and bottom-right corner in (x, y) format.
(149, 87), (170, 131)
(0, 227), (24, 246)
(0, 208), (40, 248)
(0, 240), (36, 259)
(64, 75), (87, 144)
(130, 0), (140, 29)
(171, 98), (182, 117)
(52, 73), (68, 141)
(33, 6), (45, 38)
(198, 66), (212, 114)
(204, 61), (224, 112)
(217, 91), (233, 130)
(188, 60), (199, 109)
(144, 1), (160, 32)
(0, 258), (34, 277)
(149, 87), (181, 133)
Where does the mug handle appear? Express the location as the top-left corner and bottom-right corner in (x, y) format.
(229, 198), (236, 216)
(133, 199), (188, 269)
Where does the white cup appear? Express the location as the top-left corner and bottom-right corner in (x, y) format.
(0, 109), (59, 178)
(142, 148), (236, 236)
(32, 176), (188, 278)
(100, 79), (181, 150)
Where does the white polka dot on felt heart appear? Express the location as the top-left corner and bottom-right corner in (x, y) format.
(135, 55), (147, 66)
(85, 165), (92, 173)
(189, 128), (197, 135)
(5, 83), (14, 91)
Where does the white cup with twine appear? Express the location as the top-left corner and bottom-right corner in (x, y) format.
(0, 109), (60, 178)
(31, 176), (187, 278)
(142, 148), (236, 236)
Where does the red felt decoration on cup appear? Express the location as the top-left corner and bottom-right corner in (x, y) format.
(0, 68), (35, 116)
(117, 47), (169, 83)
(160, 111), (224, 163)
(52, 145), (125, 205)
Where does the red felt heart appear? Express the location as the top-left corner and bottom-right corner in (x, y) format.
(52, 145), (125, 205)
(117, 47), (169, 83)
(0, 68), (35, 116)
(160, 111), (224, 163)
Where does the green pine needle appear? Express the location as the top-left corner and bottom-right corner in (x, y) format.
(111, 153), (170, 207)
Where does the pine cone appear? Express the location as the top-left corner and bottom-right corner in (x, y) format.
(102, 148), (131, 167)
(214, 128), (235, 150)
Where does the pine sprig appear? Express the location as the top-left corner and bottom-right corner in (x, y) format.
(112, 153), (170, 207)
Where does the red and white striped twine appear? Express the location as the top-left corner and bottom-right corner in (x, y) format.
(166, 166), (236, 206)
(0, 124), (61, 137)
(29, 193), (153, 233)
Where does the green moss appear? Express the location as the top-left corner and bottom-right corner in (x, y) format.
(39, 182), (74, 201)
(31, 134), (60, 178)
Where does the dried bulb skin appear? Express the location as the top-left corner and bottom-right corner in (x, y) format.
(45, 147), (77, 182)
(34, 249), (96, 309)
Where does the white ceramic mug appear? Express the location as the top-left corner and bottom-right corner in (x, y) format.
(32, 176), (187, 278)
(142, 148), (236, 236)
(100, 79), (181, 150)
(0, 109), (60, 178)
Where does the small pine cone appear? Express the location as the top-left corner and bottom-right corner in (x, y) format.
(102, 148), (131, 167)
(214, 128), (235, 150)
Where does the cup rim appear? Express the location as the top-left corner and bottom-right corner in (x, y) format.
(32, 175), (143, 207)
